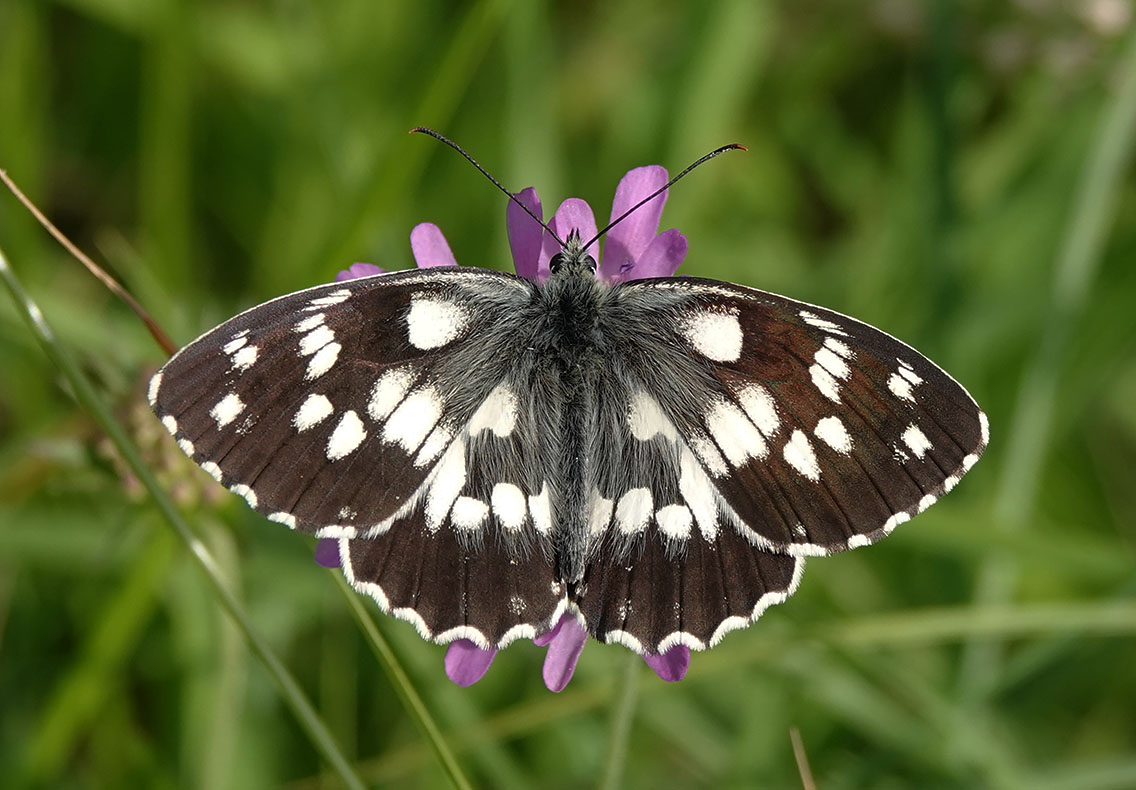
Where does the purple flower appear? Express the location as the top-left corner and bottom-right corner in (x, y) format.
(506, 166), (687, 283)
(325, 166), (691, 690)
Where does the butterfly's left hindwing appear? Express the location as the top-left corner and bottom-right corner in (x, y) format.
(152, 268), (566, 648)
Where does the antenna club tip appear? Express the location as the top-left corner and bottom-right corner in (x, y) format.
(734, 143), (748, 152)
(408, 126), (426, 135)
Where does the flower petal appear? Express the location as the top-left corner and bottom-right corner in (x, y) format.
(618, 228), (687, 281)
(600, 165), (669, 281)
(410, 223), (458, 268)
(507, 187), (545, 282)
(313, 539), (341, 568)
(543, 198), (599, 271)
(533, 613), (567, 647)
(541, 616), (589, 692)
(336, 262), (386, 281)
(642, 645), (690, 682)
(444, 640), (497, 687)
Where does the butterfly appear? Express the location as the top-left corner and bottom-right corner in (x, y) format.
(150, 138), (987, 658)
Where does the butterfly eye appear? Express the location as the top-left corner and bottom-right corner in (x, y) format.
(549, 252), (567, 274)
(581, 253), (597, 273)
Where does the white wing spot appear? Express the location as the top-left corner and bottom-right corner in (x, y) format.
(962, 453), (979, 472)
(305, 342), (341, 380)
(426, 437), (466, 531)
(414, 424), (453, 467)
(294, 393), (333, 432)
(800, 310), (849, 336)
(902, 423), (932, 459)
(327, 410), (367, 460)
(210, 393), (245, 428)
(888, 373), (915, 402)
(708, 398), (767, 465)
(201, 461), (223, 482)
(491, 483), (527, 531)
(293, 313), (325, 333)
(814, 345), (851, 380)
(783, 429), (821, 481)
(814, 416), (853, 454)
(451, 496), (490, 530)
(918, 494), (937, 512)
(299, 325), (335, 356)
(368, 367), (415, 422)
(655, 504), (693, 540)
(824, 337), (853, 358)
(679, 445), (719, 541)
(467, 383), (517, 437)
(883, 511), (911, 533)
(231, 345), (258, 370)
(148, 373), (162, 406)
(810, 364), (842, 402)
(979, 412), (990, 445)
(615, 488), (653, 535)
(897, 365), (923, 385)
(268, 512), (297, 529)
(679, 308), (743, 362)
(161, 415), (178, 435)
(383, 387), (442, 452)
(407, 297), (469, 350)
(628, 390), (677, 442)
(222, 336), (247, 354)
(229, 484), (258, 508)
(529, 484), (552, 535)
(307, 289), (350, 308)
(689, 432), (729, 477)
(738, 384), (780, 437)
(587, 491), (613, 536)
(177, 438), (195, 457)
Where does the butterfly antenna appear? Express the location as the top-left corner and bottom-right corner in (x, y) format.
(410, 127), (565, 248)
(581, 143), (746, 252)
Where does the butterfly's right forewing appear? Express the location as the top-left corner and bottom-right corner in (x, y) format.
(614, 276), (988, 557)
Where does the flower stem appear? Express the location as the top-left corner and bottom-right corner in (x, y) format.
(598, 651), (641, 790)
(0, 245), (366, 790)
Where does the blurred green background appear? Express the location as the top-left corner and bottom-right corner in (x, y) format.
(3, 0), (1136, 787)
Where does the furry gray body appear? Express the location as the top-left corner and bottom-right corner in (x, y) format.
(438, 239), (713, 583)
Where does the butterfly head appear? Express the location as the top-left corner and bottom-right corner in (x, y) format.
(549, 230), (597, 277)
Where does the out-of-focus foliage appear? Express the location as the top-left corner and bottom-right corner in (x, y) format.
(2, 1), (1135, 787)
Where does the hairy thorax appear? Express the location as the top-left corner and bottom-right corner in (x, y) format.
(532, 266), (612, 580)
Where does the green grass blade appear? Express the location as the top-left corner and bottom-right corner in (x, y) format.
(331, 572), (473, 790)
(0, 245), (367, 790)
(959, 24), (1136, 702)
(597, 650), (641, 790)
(21, 527), (176, 783)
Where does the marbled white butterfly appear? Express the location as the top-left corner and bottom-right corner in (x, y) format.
(150, 134), (987, 657)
